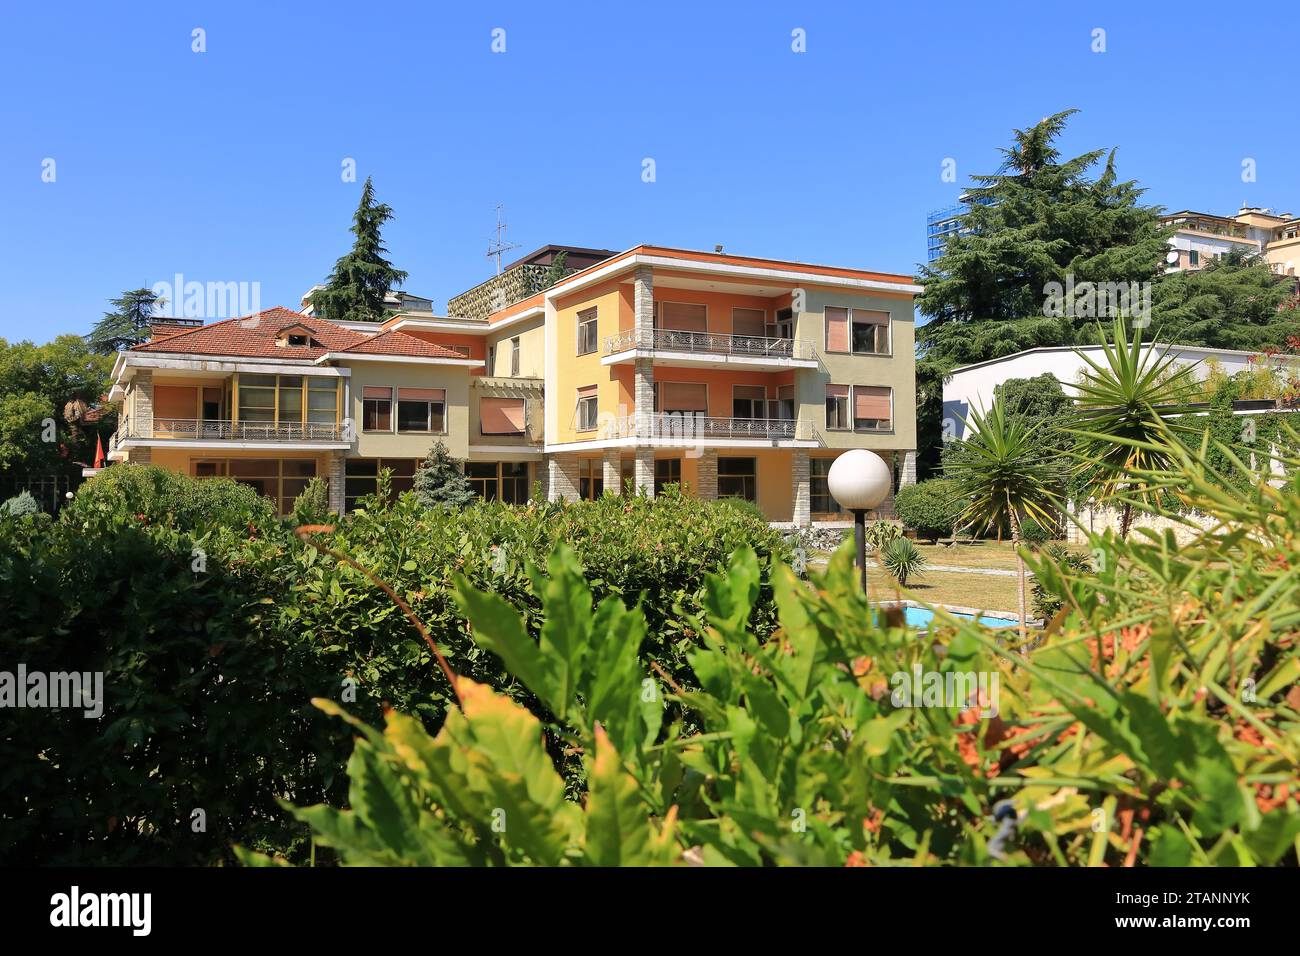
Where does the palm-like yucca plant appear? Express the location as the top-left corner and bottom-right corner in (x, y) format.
(1069, 318), (1201, 538)
(946, 397), (1062, 636)
(879, 536), (925, 586)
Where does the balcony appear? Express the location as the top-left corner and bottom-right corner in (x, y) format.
(604, 412), (815, 446)
(115, 417), (349, 447)
(602, 329), (818, 369)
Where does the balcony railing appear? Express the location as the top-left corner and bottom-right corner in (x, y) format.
(603, 329), (816, 361)
(605, 413), (814, 442)
(127, 418), (346, 442)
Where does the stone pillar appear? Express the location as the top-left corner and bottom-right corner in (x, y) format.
(900, 449), (918, 488)
(634, 265), (654, 338)
(133, 369), (154, 440)
(327, 451), (346, 514)
(792, 449), (811, 526)
(602, 448), (620, 496)
(634, 357), (655, 438)
(634, 448), (655, 497)
(696, 449), (717, 501)
(546, 453), (580, 503)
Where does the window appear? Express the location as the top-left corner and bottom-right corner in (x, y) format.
(579, 458), (606, 500)
(193, 457), (317, 515)
(733, 385), (768, 419)
(654, 457), (681, 495)
(307, 377), (337, 425)
(851, 310), (890, 354)
(654, 381), (708, 414)
(466, 462), (500, 501)
(656, 301), (707, 331)
(771, 307), (793, 339)
(777, 384), (795, 421)
(288, 334), (308, 346)
(362, 386), (392, 431)
(239, 373), (339, 427)
(480, 397), (526, 436)
(576, 385), (598, 431)
(811, 458), (842, 515)
(396, 388), (446, 434)
(344, 458), (417, 511)
(510, 337), (520, 376)
(488, 344), (497, 374)
(718, 457), (756, 502)
(826, 307), (850, 353)
(577, 308), (598, 355)
(732, 308), (767, 338)
(854, 386), (892, 431)
(1189, 250), (1200, 266)
(238, 374), (276, 423)
(500, 461), (528, 503)
(826, 385), (850, 429)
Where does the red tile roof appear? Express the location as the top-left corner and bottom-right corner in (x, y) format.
(130, 307), (467, 361)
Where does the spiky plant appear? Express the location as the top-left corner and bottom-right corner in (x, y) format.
(880, 537), (926, 587)
(1069, 318), (1201, 538)
(946, 397), (1063, 636)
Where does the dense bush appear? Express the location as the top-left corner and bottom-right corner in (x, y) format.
(1018, 518), (1053, 547)
(894, 479), (963, 543)
(0, 477), (790, 864)
(1030, 543), (1093, 619)
(2, 490), (40, 516)
(291, 476), (331, 524)
(65, 465), (277, 531)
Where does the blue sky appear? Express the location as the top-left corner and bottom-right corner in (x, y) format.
(1, 0), (1294, 342)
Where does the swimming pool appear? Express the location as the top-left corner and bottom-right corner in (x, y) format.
(901, 605), (1019, 629)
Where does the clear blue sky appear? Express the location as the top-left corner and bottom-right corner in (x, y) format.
(1, 0), (1293, 341)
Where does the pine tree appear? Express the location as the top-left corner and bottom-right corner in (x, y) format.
(86, 289), (164, 353)
(309, 177), (410, 323)
(412, 441), (477, 509)
(543, 251), (570, 288)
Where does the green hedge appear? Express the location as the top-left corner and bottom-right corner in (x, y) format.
(0, 478), (790, 864)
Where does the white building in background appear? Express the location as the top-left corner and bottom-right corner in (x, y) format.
(941, 343), (1268, 439)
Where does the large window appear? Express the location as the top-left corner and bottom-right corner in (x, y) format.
(826, 307), (890, 354)
(237, 374), (339, 426)
(192, 457), (316, 514)
(718, 456), (756, 502)
(731, 308), (767, 338)
(654, 457), (681, 495)
(656, 301), (708, 331)
(853, 386), (892, 431)
(344, 458), (418, 511)
(466, 461), (530, 504)
(480, 397), (526, 436)
(576, 385), (598, 432)
(733, 385), (767, 419)
(362, 386), (392, 431)
(396, 388), (446, 434)
(811, 458), (843, 515)
(577, 308), (598, 355)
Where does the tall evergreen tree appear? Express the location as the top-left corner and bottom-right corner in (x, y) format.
(1150, 250), (1300, 351)
(412, 441), (477, 509)
(309, 177), (410, 323)
(85, 288), (164, 353)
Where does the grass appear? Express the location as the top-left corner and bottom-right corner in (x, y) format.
(862, 566), (1023, 614)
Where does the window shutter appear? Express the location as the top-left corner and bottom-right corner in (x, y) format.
(662, 382), (708, 411)
(481, 397), (526, 434)
(854, 386), (891, 420)
(659, 302), (708, 331)
(826, 307), (849, 351)
(363, 386), (392, 399)
(732, 308), (766, 337)
(398, 388), (445, 402)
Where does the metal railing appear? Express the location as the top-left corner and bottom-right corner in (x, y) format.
(130, 418), (346, 442)
(605, 413), (813, 442)
(603, 328), (816, 361)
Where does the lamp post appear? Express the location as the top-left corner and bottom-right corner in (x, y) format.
(826, 450), (893, 593)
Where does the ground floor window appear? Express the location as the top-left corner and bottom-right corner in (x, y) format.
(192, 457), (317, 514)
(467, 461), (530, 504)
(718, 456), (756, 502)
(810, 457), (844, 515)
(579, 457), (605, 499)
(344, 458), (418, 511)
(654, 457), (681, 495)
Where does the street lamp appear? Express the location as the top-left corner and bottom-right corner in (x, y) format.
(826, 449), (893, 593)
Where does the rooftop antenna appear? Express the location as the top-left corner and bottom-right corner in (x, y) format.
(486, 203), (521, 275)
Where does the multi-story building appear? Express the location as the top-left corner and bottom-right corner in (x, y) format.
(105, 245), (920, 524)
(1162, 206), (1300, 277)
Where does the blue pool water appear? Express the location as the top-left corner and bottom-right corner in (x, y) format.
(902, 605), (1018, 629)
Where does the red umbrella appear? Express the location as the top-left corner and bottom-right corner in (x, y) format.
(93, 435), (106, 469)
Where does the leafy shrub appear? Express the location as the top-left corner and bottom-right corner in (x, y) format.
(880, 536), (926, 586)
(1018, 518), (1053, 548)
(64, 465), (276, 531)
(1030, 543), (1093, 619)
(894, 479), (963, 543)
(712, 496), (768, 524)
(2, 490), (40, 517)
(291, 476), (331, 524)
(412, 441), (476, 509)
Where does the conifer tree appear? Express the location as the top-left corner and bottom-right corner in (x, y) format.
(309, 177), (409, 323)
(86, 289), (164, 353)
(412, 441), (477, 509)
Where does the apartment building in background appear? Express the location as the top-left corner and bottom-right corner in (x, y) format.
(105, 245), (920, 524)
(1162, 205), (1300, 277)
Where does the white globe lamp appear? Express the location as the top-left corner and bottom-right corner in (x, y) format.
(826, 450), (894, 592)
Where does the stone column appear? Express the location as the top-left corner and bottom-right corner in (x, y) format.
(546, 453), (580, 503)
(133, 369), (154, 440)
(602, 448), (620, 496)
(327, 451), (346, 514)
(634, 447), (655, 497)
(634, 357), (655, 437)
(696, 449), (718, 501)
(899, 449), (918, 488)
(792, 449), (811, 526)
(634, 265), (654, 338)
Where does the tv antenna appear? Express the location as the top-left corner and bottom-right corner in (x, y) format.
(486, 204), (521, 275)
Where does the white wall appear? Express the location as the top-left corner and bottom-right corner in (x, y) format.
(941, 344), (1260, 439)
